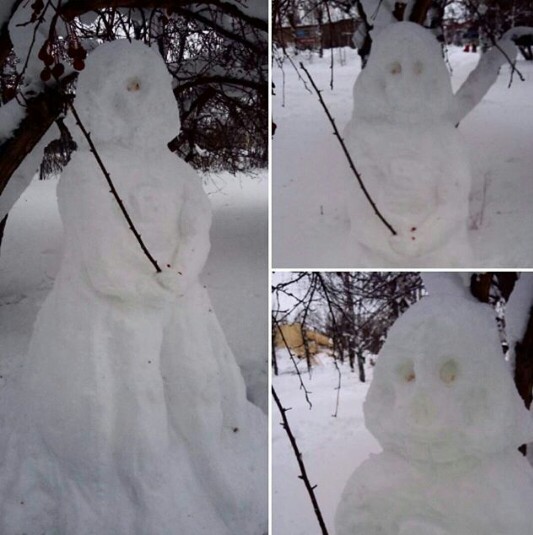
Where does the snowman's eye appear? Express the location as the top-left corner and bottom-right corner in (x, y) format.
(127, 77), (141, 92)
(414, 61), (423, 75)
(390, 61), (402, 75)
(439, 359), (458, 384)
(397, 361), (415, 383)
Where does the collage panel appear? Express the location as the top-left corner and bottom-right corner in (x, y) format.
(272, 1), (533, 268)
(272, 271), (533, 534)
(0, 2), (267, 534)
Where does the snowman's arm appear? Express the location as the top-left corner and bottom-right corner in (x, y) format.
(171, 176), (212, 287)
(452, 35), (519, 125)
(59, 165), (167, 301)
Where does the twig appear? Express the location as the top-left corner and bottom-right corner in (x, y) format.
(68, 102), (162, 273)
(272, 386), (329, 535)
(316, 273), (342, 417)
(299, 62), (397, 236)
(273, 315), (313, 409)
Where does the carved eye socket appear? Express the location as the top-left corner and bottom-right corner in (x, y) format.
(439, 359), (458, 384)
(397, 361), (415, 383)
(390, 61), (402, 75)
(127, 78), (141, 92)
(414, 61), (423, 75)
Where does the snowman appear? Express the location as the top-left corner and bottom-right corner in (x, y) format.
(344, 22), (473, 267)
(0, 40), (266, 534)
(335, 277), (533, 534)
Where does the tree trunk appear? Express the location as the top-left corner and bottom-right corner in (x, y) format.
(515, 308), (533, 455)
(0, 214), (7, 256)
(272, 320), (279, 376)
(409, 0), (433, 24)
(357, 348), (366, 383)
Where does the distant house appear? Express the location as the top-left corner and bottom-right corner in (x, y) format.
(274, 323), (333, 363)
(275, 19), (359, 51)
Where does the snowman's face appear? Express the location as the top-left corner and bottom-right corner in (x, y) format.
(353, 22), (453, 123)
(74, 40), (179, 147)
(382, 51), (434, 113)
(364, 297), (532, 462)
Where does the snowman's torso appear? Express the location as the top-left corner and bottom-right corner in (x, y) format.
(344, 120), (471, 263)
(335, 450), (533, 535)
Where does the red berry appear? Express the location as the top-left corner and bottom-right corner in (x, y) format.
(40, 68), (51, 81)
(73, 58), (85, 71)
(4, 87), (16, 101)
(51, 63), (65, 78)
(38, 47), (48, 61)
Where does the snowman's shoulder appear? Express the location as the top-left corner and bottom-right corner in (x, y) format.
(340, 451), (417, 503)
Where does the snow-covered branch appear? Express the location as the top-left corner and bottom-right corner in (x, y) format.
(452, 27), (533, 124)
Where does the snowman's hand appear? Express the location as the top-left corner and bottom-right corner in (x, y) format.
(128, 273), (174, 306)
(407, 212), (462, 255)
(155, 268), (192, 297)
(388, 232), (421, 257)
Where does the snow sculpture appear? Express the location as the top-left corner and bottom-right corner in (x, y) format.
(344, 22), (472, 267)
(335, 289), (533, 534)
(0, 40), (266, 534)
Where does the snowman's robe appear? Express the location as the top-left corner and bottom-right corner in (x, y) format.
(0, 41), (266, 535)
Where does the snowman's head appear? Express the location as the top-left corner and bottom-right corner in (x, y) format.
(364, 295), (533, 463)
(72, 40), (179, 148)
(352, 22), (453, 124)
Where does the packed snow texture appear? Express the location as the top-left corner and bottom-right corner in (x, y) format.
(335, 293), (533, 534)
(0, 41), (266, 534)
(273, 34), (533, 269)
(344, 22), (472, 267)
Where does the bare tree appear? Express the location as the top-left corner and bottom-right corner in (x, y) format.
(0, 0), (267, 253)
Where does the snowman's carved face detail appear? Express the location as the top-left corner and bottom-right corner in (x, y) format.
(353, 22), (454, 122)
(390, 61), (402, 75)
(439, 359), (458, 384)
(73, 40), (179, 147)
(364, 297), (532, 462)
(397, 360), (415, 383)
(127, 77), (141, 92)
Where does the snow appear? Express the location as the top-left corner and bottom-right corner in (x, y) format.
(272, 351), (380, 534)
(0, 124), (57, 221)
(70, 40), (181, 149)
(0, 98), (27, 145)
(343, 22), (472, 267)
(0, 0), (17, 27)
(274, 279), (533, 534)
(336, 293), (533, 533)
(0, 40), (266, 534)
(506, 273), (533, 361)
(420, 272), (473, 300)
(273, 41), (533, 268)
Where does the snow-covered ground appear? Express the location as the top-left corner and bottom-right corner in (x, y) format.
(272, 350), (379, 534)
(0, 170), (268, 412)
(272, 46), (533, 268)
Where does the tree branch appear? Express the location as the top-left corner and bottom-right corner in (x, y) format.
(272, 386), (329, 535)
(299, 62), (397, 236)
(173, 74), (265, 96)
(59, 0), (267, 32)
(0, 73), (76, 197)
(68, 102), (162, 273)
